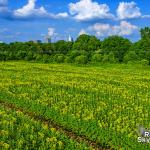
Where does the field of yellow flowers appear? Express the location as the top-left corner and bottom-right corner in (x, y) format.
(0, 104), (91, 150)
(0, 61), (150, 149)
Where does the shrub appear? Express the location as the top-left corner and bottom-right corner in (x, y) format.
(91, 54), (103, 63)
(102, 54), (109, 63)
(64, 56), (72, 63)
(25, 51), (33, 61)
(34, 54), (43, 61)
(42, 54), (51, 63)
(68, 50), (80, 60)
(108, 52), (118, 63)
(140, 59), (149, 65)
(123, 51), (138, 63)
(54, 54), (65, 63)
(74, 55), (88, 64)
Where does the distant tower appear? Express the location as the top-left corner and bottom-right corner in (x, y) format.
(68, 35), (73, 42)
(45, 36), (51, 43)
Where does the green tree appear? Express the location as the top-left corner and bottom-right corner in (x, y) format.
(130, 39), (150, 61)
(54, 40), (73, 54)
(75, 55), (88, 64)
(140, 27), (150, 41)
(64, 56), (72, 63)
(91, 54), (103, 63)
(54, 54), (65, 63)
(42, 54), (51, 63)
(72, 34), (101, 53)
(140, 59), (149, 65)
(123, 51), (138, 63)
(102, 36), (132, 62)
(25, 51), (34, 61)
(108, 52), (118, 63)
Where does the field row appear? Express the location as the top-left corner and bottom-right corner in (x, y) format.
(0, 103), (93, 150)
(0, 62), (150, 149)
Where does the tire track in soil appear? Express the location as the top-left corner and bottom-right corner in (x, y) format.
(0, 100), (111, 150)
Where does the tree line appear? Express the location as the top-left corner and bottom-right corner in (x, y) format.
(0, 27), (150, 65)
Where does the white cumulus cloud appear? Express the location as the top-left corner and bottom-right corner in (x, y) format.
(13, 0), (68, 19)
(88, 21), (138, 37)
(69, 0), (113, 21)
(14, 0), (48, 18)
(88, 23), (110, 37)
(117, 1), (141, 20)
(79, 29), (88, 36)
(50, 12), (69, 19)
(48, 27), (57, 37)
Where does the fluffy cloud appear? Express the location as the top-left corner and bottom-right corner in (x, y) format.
(48, 27), (57, 37)
(79, 29), (88, 35)
(117, 1), (141, 20)
(69, 0), (113, 21)
(50, 12), (69, 19)
(88, 21), (138, 37)
(88, 23), (110, 37)
(1, 0), (150, 22)
(56, 12), (68, 18)
(14, 0), (47, 18)
(117, 21), (138, 35)
(0, 0), (68, 20)
(13, 0), (68, 19)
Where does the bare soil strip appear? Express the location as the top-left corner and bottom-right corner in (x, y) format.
(0, 100), (111, 150)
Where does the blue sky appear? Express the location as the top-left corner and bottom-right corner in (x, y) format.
(0, 0), (150, 43)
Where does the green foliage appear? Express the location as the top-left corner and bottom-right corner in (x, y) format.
(108, 52), (118, 63)
(1, 62), (150, 150)
(0, 105), (90, 150)
(42, 54), (51, 63)
(74, 55), (88, 64)
(54, 40), (73, 54)
(123, 51), (138, 63)
(91, 54), (103, 63)
(101, 53), (118, 63)
(0, 28), (150, 65)
(25, 51), (34, 61)
(129, 39), (150, 60)
(102, 36), (131, 62)
(68, 50), (80, 60)
(0, 53), (6, 61)
(54, 54), (65, 63)
(102, 54), (109, 63)
(64, 56), (72, 63)
(34, 54), (43, 61)
(72, 34), (101, 52)
(8, 52), (15, 60)
(140, 27), (150, 40)
(16, 51), (26, 60)
(140, 59), (149, 66)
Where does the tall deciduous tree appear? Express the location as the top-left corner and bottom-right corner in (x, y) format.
(140, 27), (150, 41)
(102, 36), (132, 62)
(72, 34), (101, 52)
